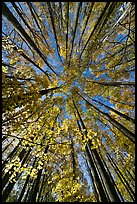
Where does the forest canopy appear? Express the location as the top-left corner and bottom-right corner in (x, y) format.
(2, 2), (135, 202)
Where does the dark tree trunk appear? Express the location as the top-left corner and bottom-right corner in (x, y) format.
(76, 91), (135, 143)
(73, 100), (121, 202)
(2, 2), (57, 76)
(17, 158), (37, 202)
(2, 148), (31, 202)
(106, 152), (135, 201)
(92, 81), (135, 86)
(92, 98), (135, 124)
(2, 141), (22, 169)
(28, 145), (49, 202)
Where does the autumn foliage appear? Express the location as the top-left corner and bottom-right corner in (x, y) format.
(2, 2), (135, 202)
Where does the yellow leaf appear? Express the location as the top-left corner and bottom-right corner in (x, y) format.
(10, 59), (16, 65)
(2, 66), (6, 73)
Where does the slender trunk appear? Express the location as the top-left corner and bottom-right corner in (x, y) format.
(74, 111), (108, 201)
(17, 175), (30, 202)
(85, 144), (109, 202)
(69, 132), (77, 180)
(85, 158), (100, 202)
(28, 145), (49, 202)
(23, 183), (31, 202)
(76, 91), (135, 143)
(92, 81), (135, 86)
(2, 136), (7, 142)
(2, 3), (57, 76)
(98, 150), (125, 202)
(2, 139), (15, 153)
(37, 172), (46, 202)
(78, 3), (94, 48)
(90, 146), (120, 202)
(73, 100), (121, 202)
(3, 86), (60, 113)
(2, 141), (22, 169)
(2, 149), (31, 202)
(66, 2), (69, 60)
(97, 2), (117, 37)
(80, 2), (111, 58)
(47, 2), (64, 64)
(27, 2), (50, 51)
(92, 98), (135, 124)
(106, 152), (135, 201)
(2, 148), (26, 190)
(17, 157), (37, 202)
(11, 2), (39, 47)
(13, 46), (50, 79)
(68, 2), (82, 67)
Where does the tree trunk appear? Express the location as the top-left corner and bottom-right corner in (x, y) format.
(2, 139), (15, 153)
(73, 100), (121, 202)
(76, 91), (135, 143)
(2, 2), (57, 76)
(2, 149), (31, 202)
(2, 86), (60, 113)
(2, 141), (22, 169)
(92, 98), (135, 124)
(92, 81), (135, 86)
(98, 150), (125, 202)
(85, 158), (100, 202)
(28, 145), (49, 202)
(89, 143), (121, 202)
(85, 144), (109, 201)
(106, 152), (135, 201)
(17, 157), (37, 202)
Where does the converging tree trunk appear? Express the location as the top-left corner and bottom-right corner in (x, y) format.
(73, 100), (121, 202)
(76, 91), (135, 143)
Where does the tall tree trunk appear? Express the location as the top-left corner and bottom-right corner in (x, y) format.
(2, 148), (26, 190)
(98, 150), (125, 202)
(2, 139), (15, 153)
(2, 86), (60, 113)
(47, 2), (64, 64)
(89, 144), (121, 202)
(85, 143), (109, 201)
(74, 111), (108, 201)
(2, 140), (22, 169)
(85, 158), (100, 202)
(2, 2), (57, 76)
(2, 149), (31, 202)
(28, 145), (49, 202)
(106, 152), (135, 201)
(27, 2), (50, 50)
(92, 81), (135, 86)
(92, 98), (135, 124)
(80, 2), (111, 58)
(76, 91), (135, 143)
(73, 100), (121, 202)
(13, 46), (50, 79)
(37, 172), (46, 202)
(17, 157), (37, 202)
